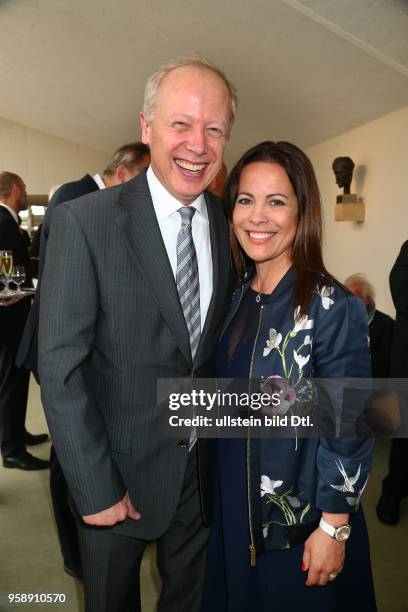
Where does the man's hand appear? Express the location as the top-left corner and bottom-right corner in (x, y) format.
(302, 527), (345, 586)
(82, 492), (141, 527)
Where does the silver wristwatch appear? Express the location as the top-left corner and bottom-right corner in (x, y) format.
(319, 517), (351, 542)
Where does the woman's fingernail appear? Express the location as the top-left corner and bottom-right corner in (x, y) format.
(301, 563), (306, 571)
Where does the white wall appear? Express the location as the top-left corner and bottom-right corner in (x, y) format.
(307, 106), (408, 318)
(0, 116), (109, 194)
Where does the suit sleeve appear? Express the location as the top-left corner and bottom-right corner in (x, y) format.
(38, 203), (126, 515)
(313, 289), (374, 513)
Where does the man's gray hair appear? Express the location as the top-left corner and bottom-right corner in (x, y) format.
(143, 55), (238, 136)
(344, 273), (375, 300)
(103, 142), (150, 177)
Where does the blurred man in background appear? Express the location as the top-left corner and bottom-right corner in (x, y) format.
(345, 273), (394, 378)
(0, 171), (49, 471)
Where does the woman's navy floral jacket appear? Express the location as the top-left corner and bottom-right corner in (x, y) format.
(220, 268), (374, 552)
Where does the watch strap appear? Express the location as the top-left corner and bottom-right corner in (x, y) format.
(319, 517), (351, 541)
(319, 517), (336, 537)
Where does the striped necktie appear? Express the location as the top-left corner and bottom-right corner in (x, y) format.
(177, 207), (200, 450)
(176, 206), (201, 359)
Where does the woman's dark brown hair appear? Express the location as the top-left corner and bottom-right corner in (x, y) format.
(225, 140), (334, 317)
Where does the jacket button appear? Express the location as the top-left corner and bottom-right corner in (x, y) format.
(177, 439), (188, 448)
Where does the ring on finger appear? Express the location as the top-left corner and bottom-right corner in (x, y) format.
(329, 573), (337, 581)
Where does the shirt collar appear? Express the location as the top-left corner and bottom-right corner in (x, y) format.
(146, 166), (208, 222)
(0, 202), (19, 224)
(92, 173), (106, 190)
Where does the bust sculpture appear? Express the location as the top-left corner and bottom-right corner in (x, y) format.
(333, 156), (364, 221)
(332, 156), (355, 194)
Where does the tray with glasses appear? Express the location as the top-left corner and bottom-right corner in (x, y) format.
(0, 250), (35, 306)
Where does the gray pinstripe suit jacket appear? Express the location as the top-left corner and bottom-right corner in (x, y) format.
(38, 172), (233, 539)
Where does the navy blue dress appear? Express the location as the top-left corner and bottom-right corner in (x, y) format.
(201, 287), (377, 612)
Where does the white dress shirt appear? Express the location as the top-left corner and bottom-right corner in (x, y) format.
(92, 174), (106, 190)
(146, 166), (213, 331)
(0, 202), (19, 224)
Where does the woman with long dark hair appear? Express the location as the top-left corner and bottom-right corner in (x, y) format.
(201, 141), (376, 611)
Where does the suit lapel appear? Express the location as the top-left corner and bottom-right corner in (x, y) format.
(194, 193), (230, 365)
(115, 173), (192, 366)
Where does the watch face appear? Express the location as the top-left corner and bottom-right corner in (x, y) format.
(335, 525), (351, 541)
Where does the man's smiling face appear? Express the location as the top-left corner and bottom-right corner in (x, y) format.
(140, 65), (231, 205)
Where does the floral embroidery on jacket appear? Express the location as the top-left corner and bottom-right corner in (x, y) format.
(260, 303), (316, 417)
(316, 285), (335, 310)
(261, 377), (296, 415)
(262, 305), (314, 380)
(261, 475), (311, 534)
(263, 329), (282, 357)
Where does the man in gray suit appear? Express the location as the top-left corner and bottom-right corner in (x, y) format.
(39, 56), (237, 612)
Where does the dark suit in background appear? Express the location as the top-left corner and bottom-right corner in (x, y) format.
(30, 223), (43, 260)
(29, 223), (42, 278)
(39, 172), (233, 611)
(383, 241), (408, 505)
(0, 206), (32, 458)
(369, 308), (394, 378)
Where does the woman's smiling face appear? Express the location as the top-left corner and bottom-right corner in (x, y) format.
(232, 161), (298, 268)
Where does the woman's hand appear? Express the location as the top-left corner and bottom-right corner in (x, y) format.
(302, 518), (347, 586)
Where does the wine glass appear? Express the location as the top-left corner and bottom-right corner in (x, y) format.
(0, 268), (5, 296)
(0, 251), (13, 296)
(11, 266), (26, 293)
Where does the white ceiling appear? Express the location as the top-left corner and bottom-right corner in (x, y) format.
(0, 0), (407, 165)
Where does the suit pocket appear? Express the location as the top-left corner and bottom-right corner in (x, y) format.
(106, 425), (132, 455)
